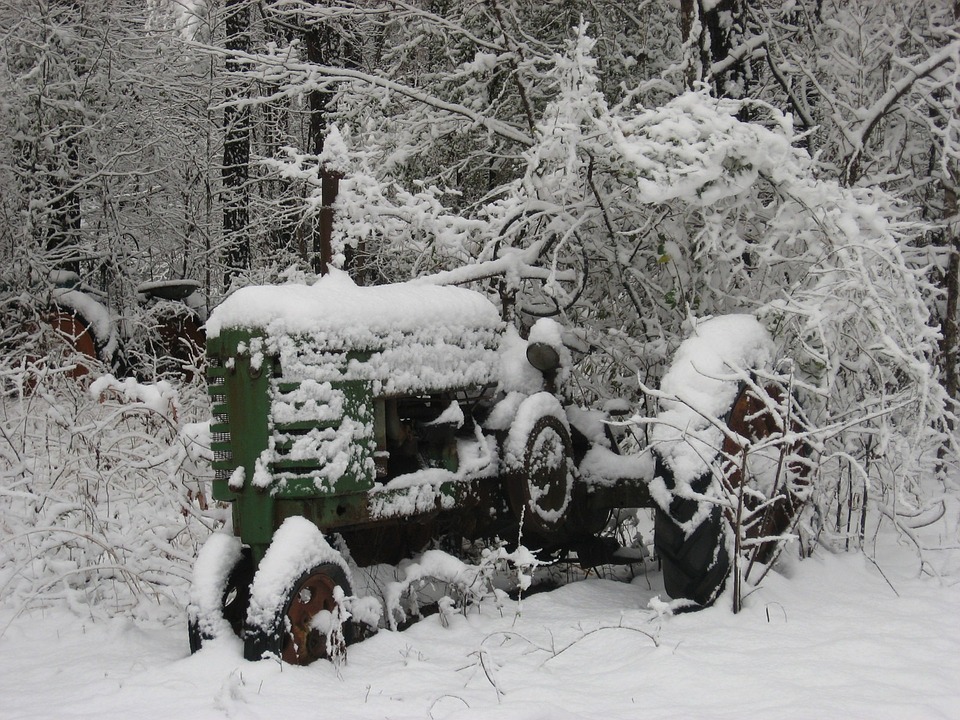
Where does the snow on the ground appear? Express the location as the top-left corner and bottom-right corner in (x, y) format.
(1, 544), (957, 720)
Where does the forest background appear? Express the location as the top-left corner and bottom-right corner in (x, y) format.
(1, 0), (960, 632)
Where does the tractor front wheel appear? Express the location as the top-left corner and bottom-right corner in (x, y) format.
(504, 394), (575, 542)
(243, 517), (355, 665)
(188, 535), (254, 653)
(245, 562), (355, 665)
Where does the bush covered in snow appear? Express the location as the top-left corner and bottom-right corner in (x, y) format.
(0, 367), (217, 621)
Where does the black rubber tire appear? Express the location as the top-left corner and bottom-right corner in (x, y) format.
(243, 562), (354, 665)
(652, 444), (729, 608)
(188, 547), (254, 653)
(654, 505), (729, 608)
(505, 414), (574, 541)
(652, 380), (810, 608)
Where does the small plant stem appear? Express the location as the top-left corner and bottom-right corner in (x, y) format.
(732, 444), (748, 614)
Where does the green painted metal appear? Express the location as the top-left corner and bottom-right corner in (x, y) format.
(207, 329), (276, 552)
(207, 327), (456, 556)
(205, 308), (656, 576)
(269, 379), (376, 497)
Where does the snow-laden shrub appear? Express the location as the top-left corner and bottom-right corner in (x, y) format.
(481, 28), (952, 571)
(291, 25), (955, 575)
(0, 369), (218, 622)
(261, 126), (486, 285)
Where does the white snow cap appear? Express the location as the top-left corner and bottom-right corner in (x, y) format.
(318, 125), (350, 175)
(206, 268), (501, 341)
(51, 287), (118, 360)
(651, 314), (774, 487)
(527, 317), (564, 349)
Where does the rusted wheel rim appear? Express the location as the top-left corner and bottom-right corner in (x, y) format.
(722, 384), (809, 561)
(723, 384), (809, 487)
(282, 570), (340, 665)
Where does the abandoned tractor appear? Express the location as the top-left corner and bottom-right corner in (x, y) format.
(9, 271), (205, 383)
(188, 270), (805, 665)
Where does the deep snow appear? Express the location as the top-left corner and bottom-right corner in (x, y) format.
(1, 542), (957, 720)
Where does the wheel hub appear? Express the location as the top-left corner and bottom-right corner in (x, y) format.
(283, 572), (340, 665)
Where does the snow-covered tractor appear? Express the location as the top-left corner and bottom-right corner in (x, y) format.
(9, 271), (205, 383)
(188, 270), (805, 665)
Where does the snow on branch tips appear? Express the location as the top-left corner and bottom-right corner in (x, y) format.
(261, 126), (486, 279)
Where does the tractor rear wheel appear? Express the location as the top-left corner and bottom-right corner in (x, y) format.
(720, 383), (808, 564)
(653, 382), (806, 608)
(654, 504), (729, 608)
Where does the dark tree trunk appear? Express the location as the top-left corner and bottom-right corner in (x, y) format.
(222, 0), (251, 284)
(680, 0), (755, 102)
(939, 0), (960, 414)
(39, 1), (84, 277)
(680, 0), (705, 90)
(46, 136), (82, 276)
(261, 10), (299, 256)
(305, 12), (336, 275)
(943, 184), (959, 405)
(935, 0), (960, 483)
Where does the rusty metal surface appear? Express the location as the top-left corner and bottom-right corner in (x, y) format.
(722, 384), (810, 563)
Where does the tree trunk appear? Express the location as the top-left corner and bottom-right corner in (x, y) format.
(261, 10), (299, 256)
(303, 4), (359, 276)
(680, 0), (754, 101)
(46, 135), (82, 276)
(937, 0), (960, 469)
(222, 0), (251, 285)
(39, 1), (84, 277)
(944, 187), (959, 407)
(305, 12), (334, 275)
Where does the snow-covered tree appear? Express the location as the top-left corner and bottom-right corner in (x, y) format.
(2, 0), (960, 621)
(265, 22), (954, 571)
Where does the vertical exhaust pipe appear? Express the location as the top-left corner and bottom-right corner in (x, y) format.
(316, 167), (341, 276)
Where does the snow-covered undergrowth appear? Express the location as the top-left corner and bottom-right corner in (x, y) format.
(383, 542), (544, 631)
(0, 371), (218, 624)
(0, 311), (957, 720)
(0, 368), (556, 633)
